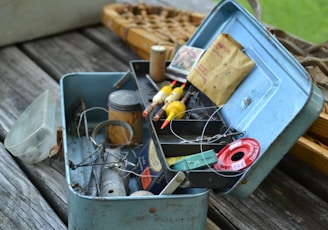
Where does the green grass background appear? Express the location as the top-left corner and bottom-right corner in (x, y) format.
(214, 0), (328, 44)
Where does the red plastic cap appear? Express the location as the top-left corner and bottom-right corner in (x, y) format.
(142, 110), (149, 117)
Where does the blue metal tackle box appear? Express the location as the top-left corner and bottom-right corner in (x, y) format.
(60, 0), (323, 229)
(61, 73), (209, 229)
(130, 0), (323, 197)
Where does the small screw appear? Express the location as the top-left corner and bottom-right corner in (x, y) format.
(241, 97), (252, 109)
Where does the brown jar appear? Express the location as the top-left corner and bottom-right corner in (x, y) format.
(149, 45), (166, 82)
(107, 90), (143, 145)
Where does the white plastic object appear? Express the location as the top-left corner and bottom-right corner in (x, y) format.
(4, 90), (60, 164)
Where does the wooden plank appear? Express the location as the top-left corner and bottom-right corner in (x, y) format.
(16, 157), (68, 223)
(0, 46), (59, 132)
(0, 143), (66, 229)
(0, 45), (67, 223)
(308, 112), (328, 142)
(19, 31), (131, 81)
(289, 136), (328, 176)
(208, 169), (328, 230)
(206, 217), (221, 230)
(289, 112), (328, 176)
(279, 154), (328, 203)
(82, 25), (141, 62)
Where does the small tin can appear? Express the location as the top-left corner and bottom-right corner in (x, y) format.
(149, 45), (166, 82)
(108, 90), (143, 145)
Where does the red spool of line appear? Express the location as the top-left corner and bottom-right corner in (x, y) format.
(214, 138), (260, 171)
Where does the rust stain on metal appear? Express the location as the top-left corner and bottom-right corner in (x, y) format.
(149, 207), (157, 214)
(241, 179), (248, 184)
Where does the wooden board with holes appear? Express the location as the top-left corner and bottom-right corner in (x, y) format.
(101, 3), (205, 59)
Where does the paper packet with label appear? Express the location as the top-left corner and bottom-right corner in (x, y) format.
(186, 33), (255, 105)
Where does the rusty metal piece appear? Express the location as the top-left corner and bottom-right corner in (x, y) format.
(49, 127), (63, 159)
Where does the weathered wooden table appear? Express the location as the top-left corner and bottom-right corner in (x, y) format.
(1, 24), (328, 230)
